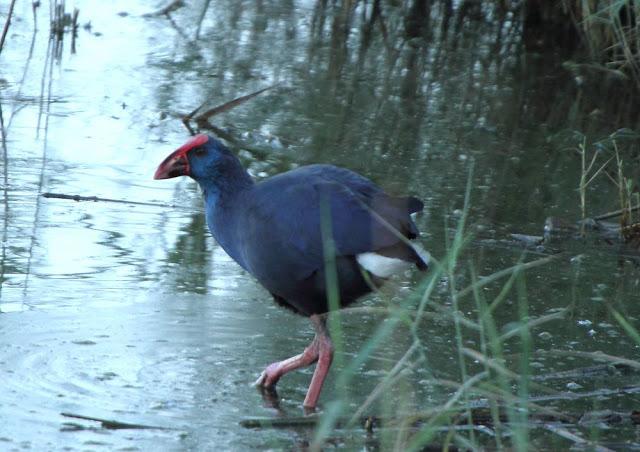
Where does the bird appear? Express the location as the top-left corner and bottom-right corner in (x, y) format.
(154, 134), (429, 409)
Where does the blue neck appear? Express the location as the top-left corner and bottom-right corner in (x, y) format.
(195, 155), (254, 208)
(198, 166), (253, 270)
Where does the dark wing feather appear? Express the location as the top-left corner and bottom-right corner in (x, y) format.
(234, 164), (423, 298)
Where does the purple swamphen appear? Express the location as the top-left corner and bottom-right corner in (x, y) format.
(154, 134), (429, 409)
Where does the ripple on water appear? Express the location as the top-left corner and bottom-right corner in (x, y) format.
(0, 291), (299, 449)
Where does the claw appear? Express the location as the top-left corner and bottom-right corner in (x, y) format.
(254, 371), (267, 387)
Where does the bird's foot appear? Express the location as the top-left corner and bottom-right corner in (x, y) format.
(253, 362), (282, 388)
(253, 341), (321, 388)
(303, 405), (318, 415)
(256, 384), (282, 410)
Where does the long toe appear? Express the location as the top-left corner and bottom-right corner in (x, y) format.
(254, 341), (321, 389)
(254, 362), (282, 388)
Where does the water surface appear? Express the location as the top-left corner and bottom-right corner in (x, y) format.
(1, 1), (639, 450)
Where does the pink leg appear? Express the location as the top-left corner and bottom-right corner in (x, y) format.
(254, 314), (334, 409)
(303, 316), (333, 409)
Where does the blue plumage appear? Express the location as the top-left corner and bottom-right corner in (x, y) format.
(169, 136), (428, 315)
(154, 134), (429, 408)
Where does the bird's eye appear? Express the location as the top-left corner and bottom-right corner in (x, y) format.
(193, 147), (207, 157)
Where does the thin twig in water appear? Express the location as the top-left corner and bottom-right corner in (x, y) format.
(60, 412), (174, 430)
(5, 5), (39, 132)
(531, 362), (634, 382)
(70, 8), (79, 53)
(165, 13), (192, 42)
(142, 0), (185, 18)
(593, 204), (640, 221)
(25, 31), (55, 295)
(195, 0), (211, 39)
(141, 0), (191, 42)
(183, 85), (278, 134)
(527, 384), (640, 404)
(539, 349), (640, 370)
(0, 0), (18, 54)
(241, 405), (640, 431)
(32, 1), (39, 30)
(543, 423), (614, 452)
(0, 102), (8, 301)
(41, 192), (192, 210)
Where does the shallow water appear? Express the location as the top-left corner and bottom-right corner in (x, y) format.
(1, 1), (639, 450)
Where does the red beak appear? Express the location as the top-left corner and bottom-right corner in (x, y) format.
(153, 148), (190, 180)
(154, 134), (210, 180)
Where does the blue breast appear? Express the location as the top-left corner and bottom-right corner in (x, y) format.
(204, 164), (425, 316)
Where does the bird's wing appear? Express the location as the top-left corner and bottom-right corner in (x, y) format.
(237, 165), (423, 285)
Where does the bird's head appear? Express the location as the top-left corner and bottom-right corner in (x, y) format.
(153, 134), (234, 182)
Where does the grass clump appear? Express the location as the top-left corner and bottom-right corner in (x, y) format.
(563, 0), (640, 86)
(310, 170), (574, 451)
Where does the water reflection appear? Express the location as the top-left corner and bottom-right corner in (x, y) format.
(163, 212), (210, 294)
(0, 0), (639, 449)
